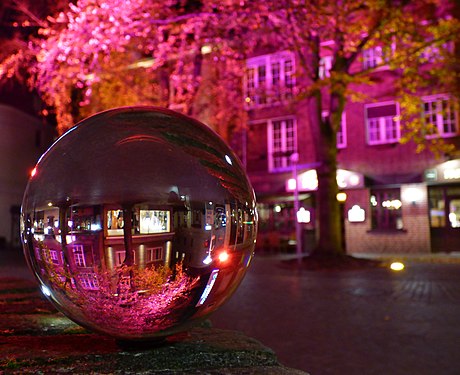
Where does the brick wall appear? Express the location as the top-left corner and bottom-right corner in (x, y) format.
(345, 183), (431, 254)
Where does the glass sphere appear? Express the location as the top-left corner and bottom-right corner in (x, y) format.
(21, 107), (257, 340)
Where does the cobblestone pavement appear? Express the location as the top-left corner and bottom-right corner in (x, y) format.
(210, 254), (460, 375)
(2, 248), (460, 375)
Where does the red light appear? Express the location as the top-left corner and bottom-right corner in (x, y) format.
(30, 167), (37, 177)
(218, 251), (229, 263)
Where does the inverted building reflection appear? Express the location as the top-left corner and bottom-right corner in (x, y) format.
(23, 193), (256, 337)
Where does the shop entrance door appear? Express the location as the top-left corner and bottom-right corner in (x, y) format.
(430, 192), (460, 253)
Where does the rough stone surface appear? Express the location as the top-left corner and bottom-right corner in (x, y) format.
(0, 274), (307, 374)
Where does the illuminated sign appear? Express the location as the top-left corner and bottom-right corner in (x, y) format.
(286, 169), (364, 192)
(296, 207), (311, 223)
(348, 205), (365, 222)
(425, 160), (460, 183)
(444, 168), (460, 180)
(403, 187), (424, 204)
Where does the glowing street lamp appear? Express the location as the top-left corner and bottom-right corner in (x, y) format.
(290, 153), (302, 262)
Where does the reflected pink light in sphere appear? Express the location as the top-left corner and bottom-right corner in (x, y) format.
(21, 106), (257, 340)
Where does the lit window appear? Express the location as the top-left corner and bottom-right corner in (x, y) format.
(107, 209), (124, 236)
(370, 188), (403, 230)
(268, 117), (297, 171)
(365, 102), (400, 145)
(245, 51), (295, 107)
(429, 186), (460, 229)
(139, 210), (170, 234)
(422, 95), (457, 137)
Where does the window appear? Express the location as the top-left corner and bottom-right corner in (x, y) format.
(370, 189), (403, 230)
(322, 111), (347, 148)
(78, 273), (99, 290)
(108, 208), (170, 236)
(365, 102), (400, 145)
(245, 51), (295, 107)
(73, 245), (86, 267)
(146, 247), (163, 262)
(319, 56), (332, 79)
(268, 117), (297, 171)
(139, 210), (170, 234)
(423, 95), (457, 137)
(47, 249), (60, 265)
(429, 186), (460, 228)
(115, 250), (126, 267)
(362, 46), (383, 69)
(107, 209), (124, 236)
(115, 250), (137, 267)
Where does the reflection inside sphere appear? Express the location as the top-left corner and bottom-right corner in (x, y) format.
(21, 107), (257, 340)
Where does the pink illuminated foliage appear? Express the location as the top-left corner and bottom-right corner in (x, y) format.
(36, 239), (201, 335)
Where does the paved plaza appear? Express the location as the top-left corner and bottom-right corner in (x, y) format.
(211, 253), (460, 375)
(1, 247), (460, 374)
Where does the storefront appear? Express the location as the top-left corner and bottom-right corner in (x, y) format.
(104, 205), (173, 270)
(256, 168), (364, 253)
(426, 159), (460, 253)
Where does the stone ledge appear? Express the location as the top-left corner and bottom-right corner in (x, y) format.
(0, 277), (308, 374)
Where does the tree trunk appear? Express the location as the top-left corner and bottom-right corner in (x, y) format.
(122, 205), (134, 267)
(316, 159), (343, 256)
(312, 90), (345, 257)
(59, 205), (75, 287)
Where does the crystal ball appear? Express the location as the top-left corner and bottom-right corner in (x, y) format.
(21, 107), (257, 340)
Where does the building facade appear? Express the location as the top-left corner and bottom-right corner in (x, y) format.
(240, 47), (460, 255)
(0, 104), (55, 247)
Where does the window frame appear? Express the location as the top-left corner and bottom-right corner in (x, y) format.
(266, 116), (298, 172)
(422, 94), (458, 138)
(146, 246), (164, 263)
(72, 245), (86, 267)
(78, 273), (99, 290)
(370, 188), (403, 231)
(245, 51), (296, 108)
(362, 41), (395, 71)
(319, 56), (333, 79)
(365, 101), (401, 145)
(362, 46), (383, 70)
